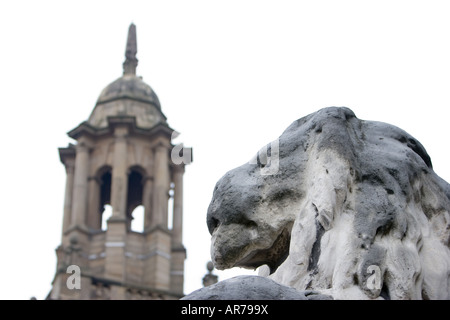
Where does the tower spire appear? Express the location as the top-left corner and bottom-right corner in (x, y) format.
(123, 23), (138, 75)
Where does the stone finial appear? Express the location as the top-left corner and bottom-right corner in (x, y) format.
(123, 23), (138, 75)
(202, 261), (218, 287)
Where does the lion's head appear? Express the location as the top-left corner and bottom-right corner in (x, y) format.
(207, 107), (450, 300)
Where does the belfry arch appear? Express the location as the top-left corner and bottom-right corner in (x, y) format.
(126, 166), (145, 231)
(98, 166), (112, 230)
(99, 168), (112, 218)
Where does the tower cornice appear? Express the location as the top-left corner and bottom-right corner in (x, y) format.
(67, 117), (174, 141)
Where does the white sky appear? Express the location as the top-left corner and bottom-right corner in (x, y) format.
(1, 1), (449, 300)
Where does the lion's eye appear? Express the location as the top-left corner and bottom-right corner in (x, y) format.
(244, 220), (258, 229)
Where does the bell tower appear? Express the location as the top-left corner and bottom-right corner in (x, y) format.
(48, 24), (192, 300)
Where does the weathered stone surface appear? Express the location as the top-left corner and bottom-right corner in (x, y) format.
(182, 275), (332, 300)
(206, 107), (450, 300)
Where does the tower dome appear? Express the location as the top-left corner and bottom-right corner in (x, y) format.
(95, 74), (161, 107)
(87, 23), (166, 129)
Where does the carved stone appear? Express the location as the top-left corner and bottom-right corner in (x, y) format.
(203, 107), (450, 300)
(182, 275), (332, 300)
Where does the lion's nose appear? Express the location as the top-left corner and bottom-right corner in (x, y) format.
(207, 190), (226, 235)
(207, 169), (261, 235)
(207, 173), (233, 235)
(207, 181), (223, 234)
(207, 214), (219, 235)
(207, 203), (257, 236)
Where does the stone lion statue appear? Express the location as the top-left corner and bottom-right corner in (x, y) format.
(206, 107), (450, 300)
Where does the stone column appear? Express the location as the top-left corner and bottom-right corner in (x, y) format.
(71, 142), (90, 228)
(144, 142), (171, 291)
(87, 177), (101, 229)
(172, 165), (184, 245)
(110, 127), (128, 220)
(152, 143), (170, 228)
(105, 126), (128, 282)
(170, 164), (186, 294)
(62, 159), (75, 235)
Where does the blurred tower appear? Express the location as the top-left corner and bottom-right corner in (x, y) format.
(48, 24), (192, 300)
